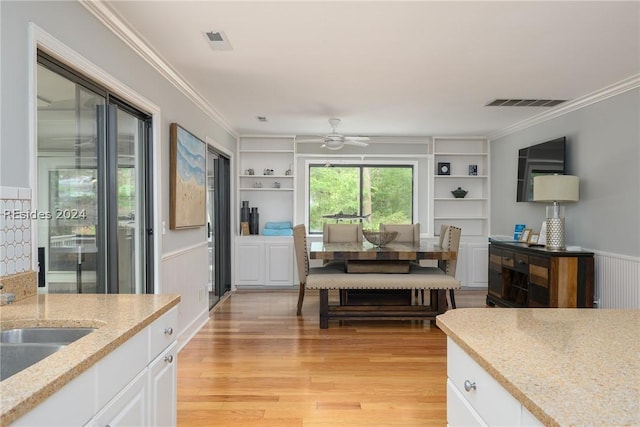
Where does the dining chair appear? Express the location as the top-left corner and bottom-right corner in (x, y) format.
(322, 223), (363, 243)
(379, 223), (420, 244)
(293, 224), (345, 315)
(322, 222), (363, 266)
(412, 225), (461, 308)
(438, 225), (461, 308)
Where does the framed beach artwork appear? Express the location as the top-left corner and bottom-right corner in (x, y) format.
(170, 123), (206, 229)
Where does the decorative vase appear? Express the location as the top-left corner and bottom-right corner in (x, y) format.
(240, 201), (250, 233)
(451, 187), (468, 198)
(249, 207), (259, 235)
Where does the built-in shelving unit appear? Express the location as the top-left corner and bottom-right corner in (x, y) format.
(237, 136), (295, 232)
(433, 137), (489, 238)
(235, 136), (296, 289)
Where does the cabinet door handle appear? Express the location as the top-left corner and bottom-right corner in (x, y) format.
(164, 327), (174, 336)
(517, 260), (526, 265)
(164, 354), (174, 364)
(464, 380), (476, 392)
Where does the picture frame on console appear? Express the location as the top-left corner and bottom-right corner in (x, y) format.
(519, 228), (532, 242)
(528, 232), (543, 246)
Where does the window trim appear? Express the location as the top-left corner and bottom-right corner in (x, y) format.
(305, 159), (420, 234)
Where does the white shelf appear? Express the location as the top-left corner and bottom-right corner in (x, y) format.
(435, 216), (489, 220)
(240, 149), (294, 154)
(239, 188), (294, 192)
(435, 175), (488, 179)
(434, 198), (488, 201)
(435, 152), (488, 156)
(240, 175), (293, 179)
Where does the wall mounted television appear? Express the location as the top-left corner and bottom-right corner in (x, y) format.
(516, 136), (566, 202)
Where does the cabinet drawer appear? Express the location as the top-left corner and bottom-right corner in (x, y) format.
(447, 379), (486, 426)
(447, 338), (521, 426)
(149, 306), (178, 361)
(501, 251), (515, 268)
(528, 256), (549, 288)
(514, 253), (528, 273)
(489, 253), (502, 272)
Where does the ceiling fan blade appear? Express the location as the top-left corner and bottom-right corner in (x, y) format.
(295, 137), (325, 143)
(344, 136), (370, 141)
(344, 140), (369, 147)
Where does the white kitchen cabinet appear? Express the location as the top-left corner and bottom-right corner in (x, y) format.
(149, 342), (178, 427)
(235, 239), (264, 286)
(90, 370), (148, 427)
(447, 379), (485, 426)
(433, 137), (489, 238)
(447, 338), (543, 427)
(265, 241), (294, 286)
(235, 236), (294, 288)
(465, 242), (489, 287)
(12, 307), (178, 427)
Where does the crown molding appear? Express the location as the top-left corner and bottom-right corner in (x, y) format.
(488, 74), (640, 141)
(80, 0), (238, 138)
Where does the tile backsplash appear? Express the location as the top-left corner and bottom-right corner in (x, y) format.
(0, 186), (33, 277)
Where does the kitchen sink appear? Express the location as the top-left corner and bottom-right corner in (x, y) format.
(0, 327), (96, 381)
(0, 327), (95, 344)
(0, 343), (66, 381)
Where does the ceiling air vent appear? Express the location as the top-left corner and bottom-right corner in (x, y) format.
(486, 99), (566, 107)
(204, 31), (233, 51)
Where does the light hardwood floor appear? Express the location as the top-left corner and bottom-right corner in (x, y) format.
(177, 288), (487, 427)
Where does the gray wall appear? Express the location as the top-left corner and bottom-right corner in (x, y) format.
(0, 1), (237, 255)
(490, 89), (640, 257)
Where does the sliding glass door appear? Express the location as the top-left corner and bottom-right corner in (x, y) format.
(37, 52), (152, 294)
(206, 146), (231, 309)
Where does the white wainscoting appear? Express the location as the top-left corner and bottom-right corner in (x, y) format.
(593, 250), (640, 309)
(161, 242), (209, 351)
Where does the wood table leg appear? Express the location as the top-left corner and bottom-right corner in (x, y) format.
(319, 289), (329, 329)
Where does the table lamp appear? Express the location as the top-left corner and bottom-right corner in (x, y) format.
(533, 174), (579, 250)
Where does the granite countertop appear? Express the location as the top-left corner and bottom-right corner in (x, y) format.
(437, 308), (640, 427)
(0, 293), (180, 425)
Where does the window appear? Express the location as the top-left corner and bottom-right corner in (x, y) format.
(309, 164), (414, 233)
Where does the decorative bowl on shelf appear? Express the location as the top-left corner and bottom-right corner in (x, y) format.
(451, 187), (468, 198)
(363, 230), (398, 247)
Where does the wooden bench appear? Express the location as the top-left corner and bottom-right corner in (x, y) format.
(306, 270), (460, 329)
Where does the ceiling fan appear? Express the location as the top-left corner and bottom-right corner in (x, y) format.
(296, 118), (370, 150)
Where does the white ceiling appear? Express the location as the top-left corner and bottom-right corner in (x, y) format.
(104, 1), (639, 138)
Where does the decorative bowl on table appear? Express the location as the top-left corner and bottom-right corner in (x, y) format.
(363, 230), (398, 247)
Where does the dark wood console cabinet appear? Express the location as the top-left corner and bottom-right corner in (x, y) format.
(487, 241), (594, 308)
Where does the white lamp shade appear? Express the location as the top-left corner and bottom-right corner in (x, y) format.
(533, 174), (579, 202)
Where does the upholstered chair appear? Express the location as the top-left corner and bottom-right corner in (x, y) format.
(322, 223), (363, 243)
(293, 224), (344, 315)
(379, 223), (420, 244)
(322, 223), (363, 267)
(411, 225), (462, 308)
(435, 225), (461, 308)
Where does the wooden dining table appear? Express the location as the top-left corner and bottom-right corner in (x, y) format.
(309, 240), (457, 273)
